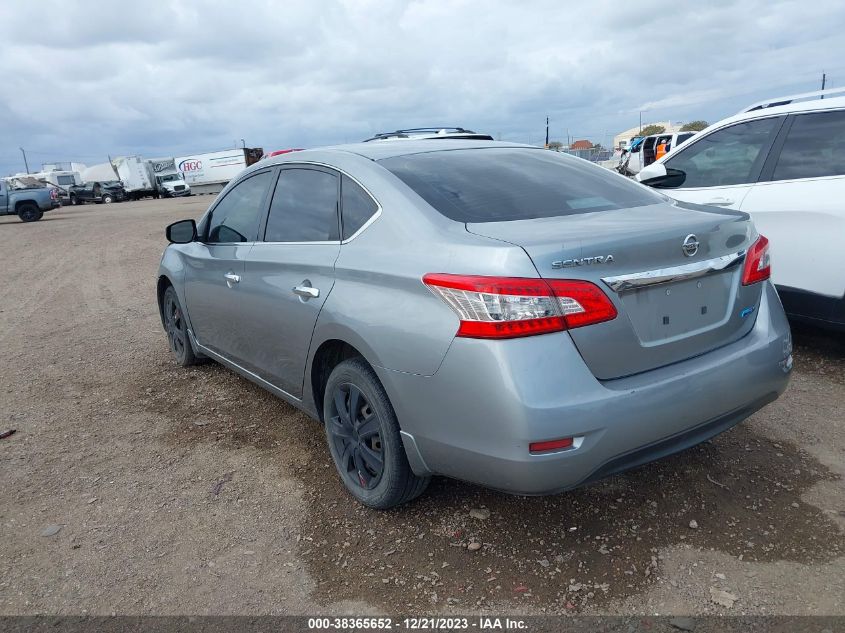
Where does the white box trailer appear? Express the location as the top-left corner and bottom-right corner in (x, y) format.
(29, 170), (82, 202)
(81, 162), (119, 183)
(108, 156), (157, 199)
(175, 147), (263, 194)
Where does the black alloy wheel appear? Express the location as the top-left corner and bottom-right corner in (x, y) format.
(162, 287), (195, 366)
(17, 203), (43, 222)
(326, 383), (385, 490)
(323, 357), (429, 508)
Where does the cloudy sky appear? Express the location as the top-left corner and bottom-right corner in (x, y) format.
(2, 0), (844, 174)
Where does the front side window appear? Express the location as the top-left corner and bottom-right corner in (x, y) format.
(664, 117), (781, 188)
(380, 148), (662, 223)
(264, 168), (339, 242)
(771, 110), (845, 181)
(341, 175), (378, 239)
(206, 170), (272, 243)
(676, 132), (695, 146)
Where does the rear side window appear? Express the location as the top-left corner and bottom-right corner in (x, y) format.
(206, 170), (272, 243)
(379, 149), (662, 223)
(264, 168), (339, 242)
(771, 111), (845, 181)
(664, 117), (780, 188)
(341, 175), (378, 239)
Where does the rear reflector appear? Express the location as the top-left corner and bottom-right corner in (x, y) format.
(529, 437), (574, 453)
(742, 235), (771, 285)
(422, 274), (617, 339)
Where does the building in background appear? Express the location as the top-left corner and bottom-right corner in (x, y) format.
(564, 139), (596, 159)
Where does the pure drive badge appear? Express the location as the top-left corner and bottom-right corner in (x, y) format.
(552, 255), (614, 269)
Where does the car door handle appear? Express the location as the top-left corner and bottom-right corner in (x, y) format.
(704, 197), (735, 207)
(293, 285), (319, 298)
(224, 272), (241, 284)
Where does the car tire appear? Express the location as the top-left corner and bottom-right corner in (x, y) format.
(162, 286), (197, 367)
(17, 203), (43, 222)
(69, 194), (78, 206)
(102, 194), (114, 204)
(323, 357), (430, 509)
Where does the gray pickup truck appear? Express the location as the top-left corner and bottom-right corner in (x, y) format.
(0, 178), (61, 222)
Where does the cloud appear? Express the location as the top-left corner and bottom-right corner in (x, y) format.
(2, 0), (844, 174)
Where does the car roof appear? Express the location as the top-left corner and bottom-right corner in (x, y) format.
(699, 89), (845, 136)
(259, 140), (537, 165)
(649, 89), (845, 161)
(362, 127), (494, 142)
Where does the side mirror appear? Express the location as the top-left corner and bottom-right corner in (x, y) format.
(638, 163), (686, 189)
(166, 219), (197, 244)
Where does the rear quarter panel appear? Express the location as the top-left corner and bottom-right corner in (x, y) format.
(741, 175), (845, 299)
(306, 156), (539, 378)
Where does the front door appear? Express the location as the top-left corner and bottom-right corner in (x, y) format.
(239, 166), (341, 397)
(183, 169), (274, 360)
(659, 116), (785, 211)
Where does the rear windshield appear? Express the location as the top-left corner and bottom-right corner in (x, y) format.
(379, 148), (662, 223)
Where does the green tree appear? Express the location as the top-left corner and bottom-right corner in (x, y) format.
(680, 120), (709, 132)
(639, 124), (666, 136)
(548, 141), (563, 150)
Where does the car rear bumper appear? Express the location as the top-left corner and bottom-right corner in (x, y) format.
(379, 281), (792, 495)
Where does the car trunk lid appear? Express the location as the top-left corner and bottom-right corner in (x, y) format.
(466, 201), (762, 379)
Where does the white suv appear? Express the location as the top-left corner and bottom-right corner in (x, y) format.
(637, 87), (845, 330)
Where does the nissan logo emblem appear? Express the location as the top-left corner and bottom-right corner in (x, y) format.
(682, 234), (699, 257)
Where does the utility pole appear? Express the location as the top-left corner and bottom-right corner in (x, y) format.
(544, 116), (549, 149)
(639, 111), (643, 135)
(19, 147), (29, 174)
(821, 72), (826, 99)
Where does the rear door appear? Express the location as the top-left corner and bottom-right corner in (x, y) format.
(0, 180), (7, 213)
(182, 169), (274, 359)
(658, 116), (785, 210)
(741, 109), (845, 300)
(237, 166), (342, 397)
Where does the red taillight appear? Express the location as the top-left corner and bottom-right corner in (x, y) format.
(529, 437), (574, 453)
(742, 235), (771, 285)
(422, 274), (617, 339)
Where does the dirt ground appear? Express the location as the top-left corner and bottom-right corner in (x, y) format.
(1, 198), (843, 616)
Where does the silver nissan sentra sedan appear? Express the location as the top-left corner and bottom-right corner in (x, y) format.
(157, 140), (793, 509)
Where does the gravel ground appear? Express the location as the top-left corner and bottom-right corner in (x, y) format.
(1, 199), (843, 616)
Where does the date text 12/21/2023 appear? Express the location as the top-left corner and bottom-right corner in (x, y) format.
(307, 617), (528, 630)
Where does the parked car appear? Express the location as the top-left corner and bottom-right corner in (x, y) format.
(0, 177), (61, 222)
(157, 140), (793, 508)
(637, 87), (845, 330)
(363, 127), (494, 142)
(617, 131), (697, 175)
(68, 181), (126, 205)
